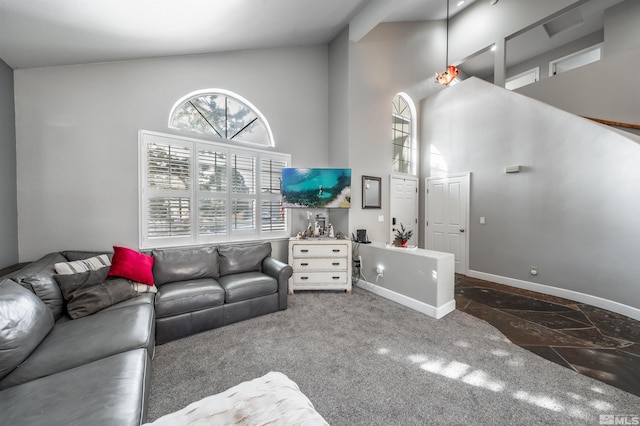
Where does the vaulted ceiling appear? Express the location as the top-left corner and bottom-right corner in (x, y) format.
(0, 0), (475, 69)
(0, 0), (620, 76)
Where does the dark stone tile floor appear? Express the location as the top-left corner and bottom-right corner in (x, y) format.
(455, 274), (640, 397)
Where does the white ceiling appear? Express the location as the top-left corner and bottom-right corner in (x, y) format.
(0, 0), (477, 69)
(0, 0), (615, 75)
(0, 0), (362, 69)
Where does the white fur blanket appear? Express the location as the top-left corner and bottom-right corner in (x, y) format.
(144, 372), (329, 425)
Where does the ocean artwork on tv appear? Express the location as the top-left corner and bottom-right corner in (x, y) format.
(281, 168), (351, 209)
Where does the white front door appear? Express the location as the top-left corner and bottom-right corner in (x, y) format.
(390, 175), (418, 245)
(426, 173), (470, 274)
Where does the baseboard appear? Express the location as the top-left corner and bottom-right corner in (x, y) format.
(467, 270), (640, 322)
(355, 280), (456, 319)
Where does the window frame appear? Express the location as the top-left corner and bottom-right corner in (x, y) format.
(505, 67), (540, 91)
(167, 88), (275, 147)
(392, 92), (418, 176)
(549, 43), (602, 77)
(139, 130), (290, 249)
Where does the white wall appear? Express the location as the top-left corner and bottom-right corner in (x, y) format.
(516, 45), (640, 127)
(347, 21), (446, 245)
(504, 0), (640, 127)
(448, 0), (582, 65)
(505, 30), (604, 83)
(14, 46), (330, 261)
(327, 27), (351, 236)
(604, 0), (640, 56)
(0, 59), (18, 269)
(422, 77), (640, 310)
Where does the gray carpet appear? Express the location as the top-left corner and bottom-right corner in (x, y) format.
(148, 288), (639, 425)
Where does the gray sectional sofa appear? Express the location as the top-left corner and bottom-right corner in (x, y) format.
(0, 242), (292, 426)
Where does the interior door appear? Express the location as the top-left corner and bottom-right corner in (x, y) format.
(390, 175), (418, 245)
(426, 173), (469, 274)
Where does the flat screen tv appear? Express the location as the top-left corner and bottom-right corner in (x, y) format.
(281, 168), (351, 208)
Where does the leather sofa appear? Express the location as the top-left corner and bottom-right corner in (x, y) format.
(0, 241), (292, 425)
(151, 242), (292, 344)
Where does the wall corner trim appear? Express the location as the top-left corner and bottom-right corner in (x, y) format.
(467, 270), (640, 322)
(356, 280), (456, 319)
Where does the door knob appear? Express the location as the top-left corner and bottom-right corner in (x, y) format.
(460, 229), (465, 233)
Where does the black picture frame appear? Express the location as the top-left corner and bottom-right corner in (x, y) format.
(362, 175), (382, 209)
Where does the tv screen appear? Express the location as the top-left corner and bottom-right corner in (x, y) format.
(281, 168), (351, 208)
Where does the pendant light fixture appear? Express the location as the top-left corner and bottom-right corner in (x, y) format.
(435, 0), (460, 86)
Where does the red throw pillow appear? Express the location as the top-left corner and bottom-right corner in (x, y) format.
(108, 246), (155, 285)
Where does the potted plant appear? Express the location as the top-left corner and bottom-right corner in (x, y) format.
(393, 223), (413, 248)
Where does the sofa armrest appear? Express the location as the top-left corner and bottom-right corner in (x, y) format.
(261, 257), (292, 310)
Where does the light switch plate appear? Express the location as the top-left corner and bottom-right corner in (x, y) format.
(378, 215), (384, 223)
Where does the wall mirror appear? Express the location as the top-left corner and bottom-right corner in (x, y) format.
(362, 175), (381, 209)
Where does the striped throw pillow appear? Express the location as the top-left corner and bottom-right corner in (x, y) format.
(54, 254), (111, 275)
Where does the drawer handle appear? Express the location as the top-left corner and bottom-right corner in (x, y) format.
(332, 262), (340, 266)
(332, 249), (340, 253)
(300, 276), (309, 280)
(300, 249), (309, 253)
(300, 262), (309, 266)
(332, 276), (340, 280)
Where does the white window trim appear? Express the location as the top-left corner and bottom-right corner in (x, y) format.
(167, 88), (275, 147)
(549, 43), (602, 77)
(505, 67), (540, 91)
(139, 130), (290, 249)
(393, 92), (418, 176)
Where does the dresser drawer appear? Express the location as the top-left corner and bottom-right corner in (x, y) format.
(292, 271), (348, 285)
(292, 244), (348, 258)
(292, 258), (347, 271)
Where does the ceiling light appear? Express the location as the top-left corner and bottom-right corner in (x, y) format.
(436, 65), (460, 86)
(457, 1), (465, 6)
(491, 45), (497, 52)
(435, 0), (459, 87)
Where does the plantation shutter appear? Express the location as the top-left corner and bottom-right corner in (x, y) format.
(197, 147), (227, 238)
(140, 131), (290, 248)
(260, 157), (287, 233)
(230, 151), (256, 235)
(142, 136), (194, 247)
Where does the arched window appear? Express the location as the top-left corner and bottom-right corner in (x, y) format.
(392, 93), (417, 175)
(138, 90), (287, 249)
(169, 89), (274, 147)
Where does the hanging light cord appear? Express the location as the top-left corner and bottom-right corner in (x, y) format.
(445, 0), (449, 67)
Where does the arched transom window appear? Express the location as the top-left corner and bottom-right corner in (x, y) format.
(392, 93), (417, 175)
(169, 89), (274, 147)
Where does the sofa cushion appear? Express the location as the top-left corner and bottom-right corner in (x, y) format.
(54, 268), (140, 319)
(0, 279), (54, 381)
(62, 250), (114, 262)
(0, 303), (154, 389)
(218, 242), (271, 276)
(217, 272), (278, 303)
(152, 246), (219, 286)
(54, 254), (110, 275)
(55, 266), (111, 299)
(154, 279), (224, 318)
(109, 246), (155, 285)
(0, 349), (150, 426)
(4, 252), (68, 320)
(66, 279), (140, 319)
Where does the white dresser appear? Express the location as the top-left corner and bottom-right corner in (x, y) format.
(288, 238), (352, 294)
